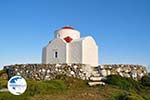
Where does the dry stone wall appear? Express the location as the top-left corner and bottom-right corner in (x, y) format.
(3, 64), (93, 80)
(3, 64), (148, 81)
(98, 64), (147, 80)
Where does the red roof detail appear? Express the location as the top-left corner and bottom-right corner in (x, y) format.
(64, 36), (73, 43)
(62, 26), (74, 29)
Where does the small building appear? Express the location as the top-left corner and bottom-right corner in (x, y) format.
(42, 26), (99, 66)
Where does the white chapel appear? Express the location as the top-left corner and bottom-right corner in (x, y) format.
(42, 26), (99, 66)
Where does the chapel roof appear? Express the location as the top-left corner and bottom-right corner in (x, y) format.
(61, 26), (74, 30)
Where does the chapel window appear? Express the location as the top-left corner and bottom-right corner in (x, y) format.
(54, 51), (58, 58)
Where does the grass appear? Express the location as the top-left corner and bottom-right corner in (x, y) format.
(0, 73), (150, 100)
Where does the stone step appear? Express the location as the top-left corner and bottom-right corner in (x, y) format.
(90, 77), (104, 81)
(92, 73), (100, 77)
(88, 82), (105, 86)
(92, 71), (99, 74)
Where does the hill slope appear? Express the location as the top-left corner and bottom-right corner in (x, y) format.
(0, 71), (150, 100)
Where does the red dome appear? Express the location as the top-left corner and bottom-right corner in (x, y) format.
(62, 26), (74, 30)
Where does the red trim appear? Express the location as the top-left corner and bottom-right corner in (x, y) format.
(62, 26), (74, 29)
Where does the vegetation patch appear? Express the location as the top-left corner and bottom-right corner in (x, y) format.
(25, 79), (67, 96)
(109, 92), (145, 100)
(103, 75), (142, 90)
(0, 70), (6, 76)
(0, 75), (150, 100)
(0, 79), (7, 89)
(141, 75), (150, 87)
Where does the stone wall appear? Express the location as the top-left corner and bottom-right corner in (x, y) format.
(3, 64), (93, 80)
(98, 64), (147, 80)
(3, 64), (148, 81)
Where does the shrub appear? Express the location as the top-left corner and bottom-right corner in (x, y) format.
(109, 92), (144, 100)
(104, 75), (142, 90)
(141, 75), (150, 86)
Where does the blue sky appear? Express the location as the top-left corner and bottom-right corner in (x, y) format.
(0, 0), (150, 70)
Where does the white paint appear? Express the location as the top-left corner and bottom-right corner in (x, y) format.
(42, 27), (99, 66)
(54, 28), (80, 40)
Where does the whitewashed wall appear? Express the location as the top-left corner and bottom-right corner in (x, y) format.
(54, 29), (80, 40)
(43, 38), (67, 64)
(82, 36), (98, 66)
(42, 46), (47, 63)
(69, 40), (83, 63)
(42, 35), (98, 66)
